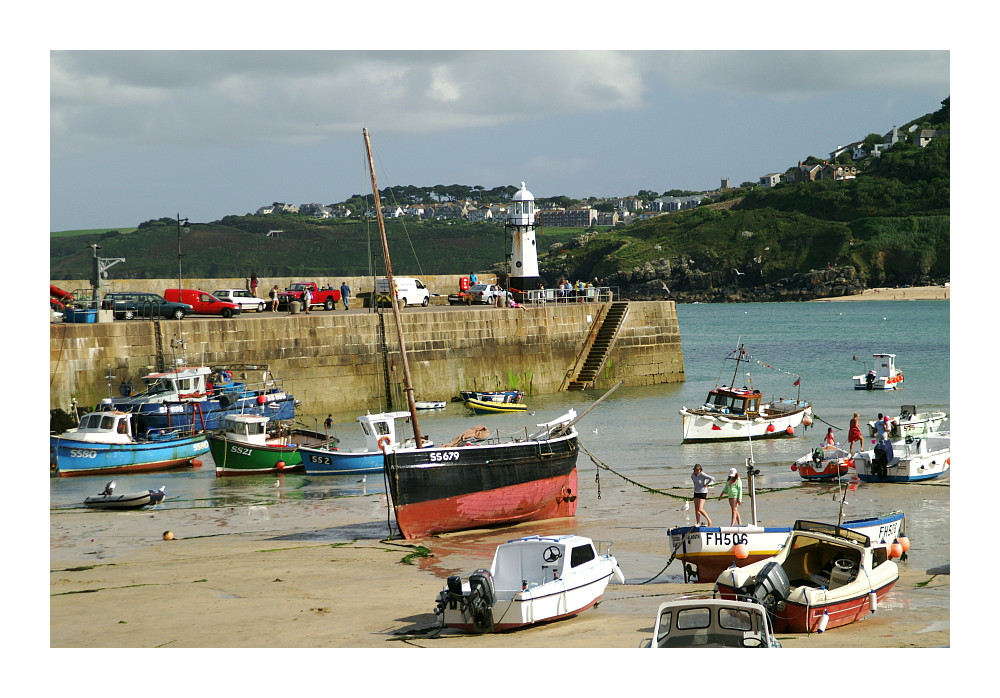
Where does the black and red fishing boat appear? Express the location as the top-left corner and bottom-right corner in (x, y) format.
(361, 128), (612, 539)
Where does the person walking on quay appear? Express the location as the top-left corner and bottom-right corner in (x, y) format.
(719, 467), (743, 526)
(269, 285), (279, 312)
(847, 412), (863, 456)
(690, 464), (714, 526)
(340, 281), (350, 310)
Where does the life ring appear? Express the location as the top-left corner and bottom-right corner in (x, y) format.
(378, 436), (392, 452)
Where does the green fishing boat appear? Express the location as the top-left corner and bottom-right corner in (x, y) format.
(209, 413), (334, 476)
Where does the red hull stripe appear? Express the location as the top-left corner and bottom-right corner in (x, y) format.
(395, 471), (578, 539)
(59, 457), (195, 477)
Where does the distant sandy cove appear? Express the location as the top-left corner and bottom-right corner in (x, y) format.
(816, 284), (949, 302)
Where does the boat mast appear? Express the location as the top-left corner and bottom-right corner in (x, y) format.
(362, 128), (423, 447)
(730, 342), (744, 387)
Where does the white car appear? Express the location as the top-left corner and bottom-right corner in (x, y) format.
(212, 289), (267, 313)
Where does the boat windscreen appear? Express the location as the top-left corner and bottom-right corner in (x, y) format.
(793, 520), (870, 546)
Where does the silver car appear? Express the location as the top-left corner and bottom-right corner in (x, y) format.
(212, 289), (267, 313)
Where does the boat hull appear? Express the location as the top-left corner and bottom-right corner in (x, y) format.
(52, 433), (209, 477)
(84, 492), (153, 509)
(680, 403), (811, 442)
(385, 435), (579, 539)
(300, 447), (383, 475)
(465, 398), (528, 415)
(855, 435), (950, 483)
(668, 512), (905, 582)
(443, 571), (611, 631)
(716, 576), (897, 633)
(209, 432), (308, 476)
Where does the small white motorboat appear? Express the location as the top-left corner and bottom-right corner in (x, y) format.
(640, 595), (781, 648)
(84, 481), (166, 510)
(414, 400), (446, 410)
(715, 520), (900, 633)
(866, 404), (947, 439)
(433, 534), (624, 632)
(853, 353), (904, 390)
(855, 432), (951, 482)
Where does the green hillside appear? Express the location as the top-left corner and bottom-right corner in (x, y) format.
(51, 98), (949, 290)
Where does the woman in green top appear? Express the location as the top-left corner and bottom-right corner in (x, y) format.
(718, 467), (743, 526)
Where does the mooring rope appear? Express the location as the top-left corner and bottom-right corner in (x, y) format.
(810, 413), (843, 431)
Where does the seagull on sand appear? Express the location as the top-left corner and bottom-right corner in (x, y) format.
(358, 475), (367, 484)
(680, 501), (690, 512)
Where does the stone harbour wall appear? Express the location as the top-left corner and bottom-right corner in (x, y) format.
(49, 301), (685, 415)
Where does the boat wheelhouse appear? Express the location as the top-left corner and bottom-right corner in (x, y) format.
(853, 353), (904, 390)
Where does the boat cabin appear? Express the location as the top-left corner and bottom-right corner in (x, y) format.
(776, 521), (891, 590)
(220, 414), (271, 446)
(871, 354), (898, 380)
(489, 534), (601, 592)
(67, 410), (135, 444)
(703, 386), (761, 416)
(358, 411), (413, 451)
(647, 597), (780, 648)
(108, 366), (212, 405)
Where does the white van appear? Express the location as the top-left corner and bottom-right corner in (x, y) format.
(375, 277), (430, 307)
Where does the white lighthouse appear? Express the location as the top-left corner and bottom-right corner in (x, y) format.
(507, 181), (539, 297)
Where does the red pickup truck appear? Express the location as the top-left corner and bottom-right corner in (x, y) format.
(277, 282), (341, 311)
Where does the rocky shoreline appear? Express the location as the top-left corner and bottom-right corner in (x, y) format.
(601, 262), (948, 303)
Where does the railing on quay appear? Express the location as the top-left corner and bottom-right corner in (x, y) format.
(517, 286), (617, 305)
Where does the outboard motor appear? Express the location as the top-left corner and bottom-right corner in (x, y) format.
(873, 442), (889, 479)
(748, 561), (790, 616)
(865, 371), (876, 390)
(467, 569), (496, 633)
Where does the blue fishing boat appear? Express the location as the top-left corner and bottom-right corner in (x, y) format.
(300, 411), (431, 475)
(51, 410), (209, 477)
(105, 363), (298, 432)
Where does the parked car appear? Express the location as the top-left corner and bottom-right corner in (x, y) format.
(465, 283), (509, 305)
(164, 289), (241, 318)
(212, 289), (267, 313)
(375, 277), (430, 307)
(101, 292), (193, 320)
(277, 282), (340, 311)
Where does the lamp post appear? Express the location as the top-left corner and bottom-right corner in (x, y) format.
(176, 214), (188, 290)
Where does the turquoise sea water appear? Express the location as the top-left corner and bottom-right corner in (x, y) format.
(51, 300), (950, 584)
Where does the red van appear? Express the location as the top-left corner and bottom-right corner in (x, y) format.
(164, 289), (241, 318)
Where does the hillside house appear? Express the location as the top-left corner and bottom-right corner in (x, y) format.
(535, 207), (599, 227)
(793, 163), (823, 183)
(915, 129), (949, 147)
(467, 207), (493, 222)
(652, 195), (704, 212)
(759, 173), (782, 188)
(817, 163), (857, 181)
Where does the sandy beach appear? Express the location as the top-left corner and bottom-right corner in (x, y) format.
(50, 491), (949, 650)
(817, 284), (950, 302)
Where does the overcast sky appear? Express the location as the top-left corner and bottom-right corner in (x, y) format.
(50, 49), (949, 231)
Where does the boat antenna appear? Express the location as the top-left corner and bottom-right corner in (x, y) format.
(363, 128), (423, 447)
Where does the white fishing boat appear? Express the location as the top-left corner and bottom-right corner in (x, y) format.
(853, 353), (904, 390)
(867, 404), (947, 439)
(854, 432), (951, 483)
(679, 343), (812, 442)
(791, 444), (854, 481)
(715, 520), (900, 633)
(639, 595), (781, 648)
(414, 400), (446, 410)
(433, 534), (624, 632)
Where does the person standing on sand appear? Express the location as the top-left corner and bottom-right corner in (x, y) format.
(691, 464), (714, 526)
(848, 412), (863, 456)
(719, 467), (743, 526)
(824, 427), (836, 446)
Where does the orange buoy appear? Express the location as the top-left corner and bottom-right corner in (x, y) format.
(276, 460), (285, 470)
(897, 535), (910, 552)
(191, 459), (203, 468)
(802, 414), (813, 427)
(162, 531), (174, 541)
(733, 543), (749, 559)
(786, 426), (794, 435)
(890, 540), (903, 558)
(790, 463), (798, 471)
(257, 395), (266, 404)
(766, 424), (775, 433)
